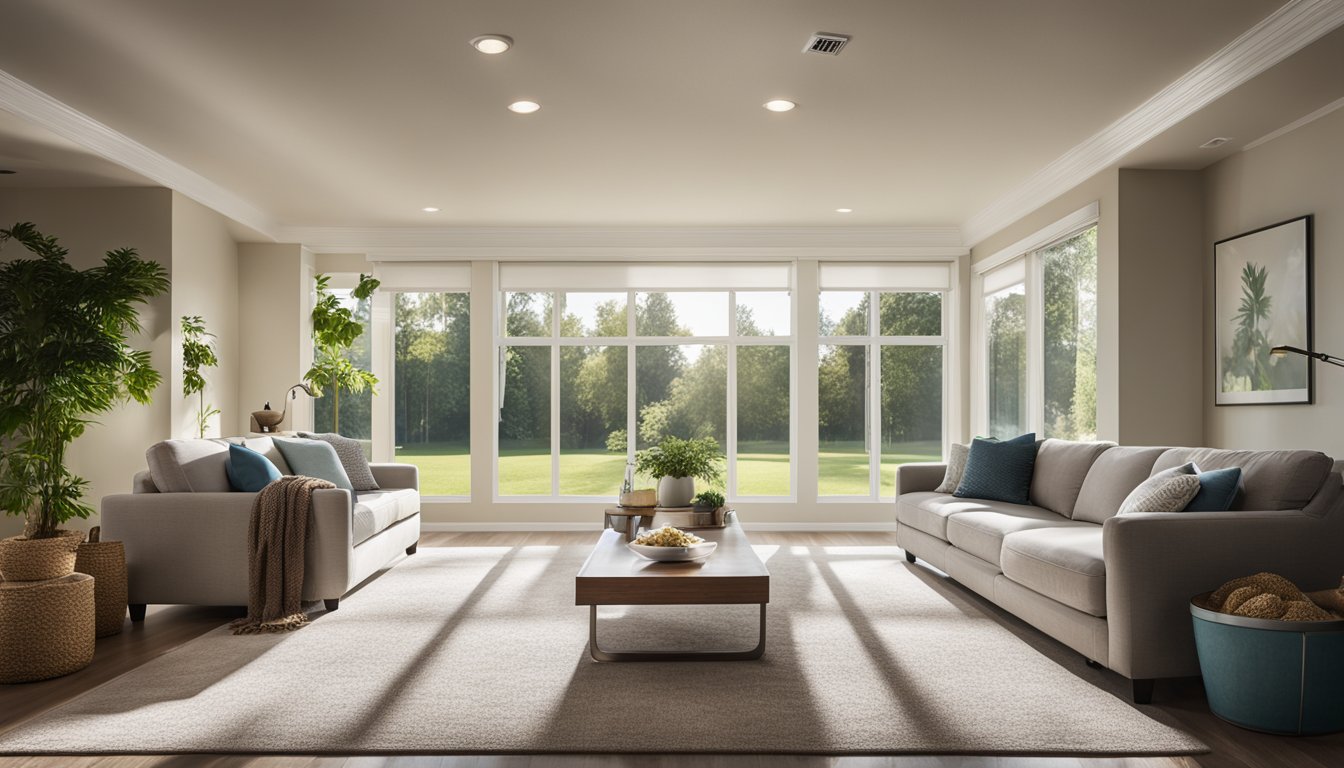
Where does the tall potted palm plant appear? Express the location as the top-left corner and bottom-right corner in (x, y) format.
(304, 273), (379, 434)
(0, 222), (169, 580)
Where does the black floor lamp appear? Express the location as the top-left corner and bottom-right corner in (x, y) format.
(1270, 345), (1344, 369)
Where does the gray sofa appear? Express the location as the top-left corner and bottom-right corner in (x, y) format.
(101, 436), (421, 619)
(895, 440), (1344, 703)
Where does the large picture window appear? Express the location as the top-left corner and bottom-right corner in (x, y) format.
(817, 288), (946, 499)
(976, 217), (1098, 441)
(494, 264), (796, 501)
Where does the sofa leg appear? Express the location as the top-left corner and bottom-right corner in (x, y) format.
(406, 541), (418, 556)
(1085, 659), (1103, 669)
(1131, 678), (1155, 704)
(324, 598), (339, 612)
(129, 604), (147, 622)
(905, 550), (916, 564)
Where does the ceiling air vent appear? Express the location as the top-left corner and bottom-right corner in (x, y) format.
(1200, 137), (1232, 149)
(803, 33), (850, 55)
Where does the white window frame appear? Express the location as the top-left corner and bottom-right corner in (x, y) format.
(492, 286), (798, 504)
(971, 203), (1099, 438)
(816, 288), (951, 503)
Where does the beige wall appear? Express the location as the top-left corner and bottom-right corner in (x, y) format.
(970, 168), (1122, 441)
(238, 243), (313, 435)
(1116, 169), (1204, 446)
(1203, 106), (1344, 455)
(0, 188), (173, 537)
(170, 193), (239, 440)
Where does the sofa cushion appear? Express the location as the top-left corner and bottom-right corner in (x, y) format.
(1001, 527), (1107, 617)
(300, 432), (379, 491)
(352, 488), (420, 545)
(945, 507), (1090, 567)
(145, 439), (232, 493)
(1071, 446), (1170, 524)
(1152, 448), (1332, 511)
(1118, 464), (1201, 515)
(225, 444), (282, 492)
(1186, 466), (1243, 512)
(1029, 439), (1115, 518)
(237, 437), (292, 475)
(897, 492), (1019, 542)
(954, 433), (1038, 504)
(274, 438), (355, 492)
(934, 443), (970, 493)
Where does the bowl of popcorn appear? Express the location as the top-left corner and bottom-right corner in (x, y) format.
(627, 525), (717, 562)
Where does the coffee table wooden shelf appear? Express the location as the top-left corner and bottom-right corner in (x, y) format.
(575, 513), (769, 662)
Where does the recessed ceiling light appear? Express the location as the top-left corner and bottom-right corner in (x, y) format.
(508, 100), (541, 114)
(764, 99), (796, 112)
(835, 208), (853, 213)
(469, 35), (513, 54)
(422, 207), (440, 213)
(1200, 137), (1232, 149)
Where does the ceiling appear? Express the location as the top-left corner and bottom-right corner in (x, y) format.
(0, 0), (1338, 236)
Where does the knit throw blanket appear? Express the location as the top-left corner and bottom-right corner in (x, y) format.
(230, 475), (335, 635)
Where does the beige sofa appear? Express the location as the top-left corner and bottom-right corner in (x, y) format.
(895, 440), (1344, 703)
(101, 436), (421, 619)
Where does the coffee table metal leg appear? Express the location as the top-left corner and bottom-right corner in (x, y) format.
(588, 603), (766, 662)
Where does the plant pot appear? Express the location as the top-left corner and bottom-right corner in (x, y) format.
(0, 529), (85, 582)
(1191, 592), (1344, 735)
(657, 476), (695, 508)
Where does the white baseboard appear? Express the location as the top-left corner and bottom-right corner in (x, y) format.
(421, 521), (898, 533)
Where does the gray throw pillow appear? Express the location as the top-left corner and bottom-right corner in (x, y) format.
(299, 432), (379, 491)
(1118, 463), (1201, 515)
(935, 443), (969, 494)
(273, 438), (355, 492)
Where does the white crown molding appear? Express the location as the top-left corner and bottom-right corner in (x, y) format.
(1242, 94), (1344, 151)
(961, 0), (1344, 247)
(282, 225), (968, 261)
(0, 69), (280, 239)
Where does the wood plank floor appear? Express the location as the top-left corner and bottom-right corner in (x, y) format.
(0, 530), (1337, 768)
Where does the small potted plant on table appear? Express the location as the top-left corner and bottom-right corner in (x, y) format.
(634, 436), (724, 508)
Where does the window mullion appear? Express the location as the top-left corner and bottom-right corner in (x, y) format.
(727, 291), (738, 499)
(550, 295), (560, 497)
(868, 291), (881, 500)
(627, 290), (636, 468)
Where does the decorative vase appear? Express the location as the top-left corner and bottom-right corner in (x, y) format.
(0, 529), (85, 582)
(657, 476), (695, 508)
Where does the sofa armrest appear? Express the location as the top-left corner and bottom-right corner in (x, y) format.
(895, 463), (946, 497)
(370, 463), (419, 491)
(1103, 507), (1344, 679)
(101, 492), (256, 605)
(305, 488), (354, 600)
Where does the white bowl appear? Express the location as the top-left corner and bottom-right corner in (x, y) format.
(627, 541), (717, 562)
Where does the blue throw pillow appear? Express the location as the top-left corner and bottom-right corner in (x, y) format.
(273, 437), (355, 492)
(1184, 466), (1242, 512)
(954, 433), (1039, 505)
(226, 443), (282, 492)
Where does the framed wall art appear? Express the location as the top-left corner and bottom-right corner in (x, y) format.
(1214, 215), (1313, 406)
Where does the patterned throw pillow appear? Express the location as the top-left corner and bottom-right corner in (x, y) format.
(935, 443), (970, 494)
(1118, 463), (1201, 515)
(953, 433), (1038, 505)
(299, 432), (379, 491)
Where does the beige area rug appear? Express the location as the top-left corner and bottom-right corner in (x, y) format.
(0, 544), (1205, 756)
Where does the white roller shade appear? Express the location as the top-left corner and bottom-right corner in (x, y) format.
(818, 262), (950, 291)
(498, 262), (792, 291)
(981, 259), (1027, 295)
(372, 262), (472, 291)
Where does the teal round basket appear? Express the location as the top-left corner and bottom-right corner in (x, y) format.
(1191, 593), (1344, 735)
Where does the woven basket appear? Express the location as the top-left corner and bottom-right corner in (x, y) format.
(0, 573), (95, 683)
(75, 537), (128, 637)
(0, 529), (85, 582)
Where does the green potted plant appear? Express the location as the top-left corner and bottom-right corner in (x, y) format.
(692, 490), (725, 512)
(0, 222), (169, 580)
(634, 436), (724, 508)
(181, 315), (220, 439)
(304, 273), (379, 434)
